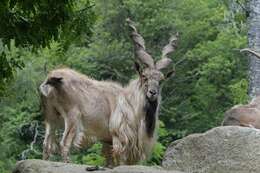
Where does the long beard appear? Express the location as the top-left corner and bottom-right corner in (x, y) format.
(144, 99), (158, 138)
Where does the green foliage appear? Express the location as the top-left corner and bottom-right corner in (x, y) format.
(80, 144), (105, 166)
(167, 26), (248, 135)
(0, 0), (249, 171)
(0, 0), (95, 97)
(60, 0), (96, 47)
(0, 0), (95, 47)
(0, 44), (50, 171)
(0, 40), (24, 95)
(229, 79), (248, 104)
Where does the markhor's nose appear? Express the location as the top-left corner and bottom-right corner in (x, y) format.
(149, 90), (157, 96)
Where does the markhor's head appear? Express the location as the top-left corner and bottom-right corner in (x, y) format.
(127, 18), (177, 102)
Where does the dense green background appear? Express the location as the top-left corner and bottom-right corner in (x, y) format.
(0, 0), (249, 172)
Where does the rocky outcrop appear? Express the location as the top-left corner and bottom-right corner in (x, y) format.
(162, 126), (260, 173)
(13, 159), (185, 173)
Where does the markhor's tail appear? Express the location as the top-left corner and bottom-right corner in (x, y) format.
(46, 77), (63, 86)
(39, 77), (63, 97)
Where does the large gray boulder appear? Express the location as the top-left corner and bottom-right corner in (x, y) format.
(13, 159), (185, 173)
(162, 126), (260, 173)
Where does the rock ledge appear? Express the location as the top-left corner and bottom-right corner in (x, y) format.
(13, 159), (185, 173)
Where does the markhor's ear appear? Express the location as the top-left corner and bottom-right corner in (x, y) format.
(46, 77), (63, 86)
(165, 69), (175, 79)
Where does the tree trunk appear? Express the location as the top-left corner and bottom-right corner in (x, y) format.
(248, 0), (260, 98)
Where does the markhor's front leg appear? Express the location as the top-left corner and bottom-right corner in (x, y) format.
(42, 105), (60, 160)
(101, 142), (115, 168)
(109, 94), (138, 165)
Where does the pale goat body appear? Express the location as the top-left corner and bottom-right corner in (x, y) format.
(41, 68), (159, 165)
(41, 19), (178, 166)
